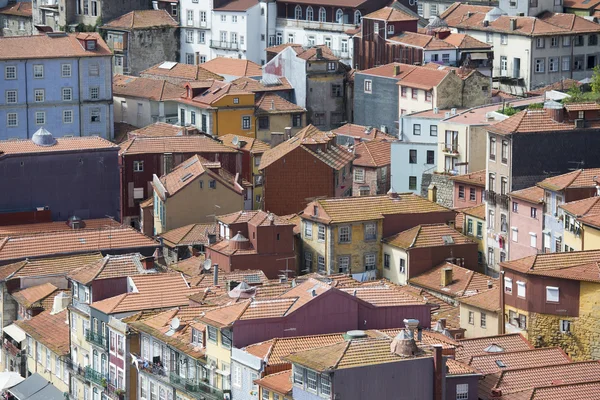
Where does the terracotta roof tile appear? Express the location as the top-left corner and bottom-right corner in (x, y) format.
(306, 193), (451, 225)
(219, 134), (271, 154)
(459, 287), (501, 312)
(244, 339), (274, 358)
(397, 65), (451, 91)
(384, 224), (474, 249)
(126, 122), (200, 139)
(331, 123), (395, 142)
(0, 33), (111, 60)
(296, 45), (339, 61)
(285, 0), (365, 7)
(339, 285), (427, 306)
(199, 300), (250, 327)
(560, 196), (600, 217)
(113, 74), (184, 101)
(364, 7), (418, 22)
(255, 93), (305, 114)
(0, 219), (119, 238)
(160, 223), (217, 247)
(388, 31), (454, 50)
(410, 262), (496, 298)
(462, 204), (486, 220)
(564, 0), (600, 9)
(261, 333), (346, 366)
(140, 62), (223, 81)
(579, 213), (600, 229)
(68, 253), (152, 285)
(358, 62), (417, 80)
(537, 168), (600, 191)
(102, 10), (177, 29)
(510, 186), (545, 204)
(446, 358), (479, 376)
(0, 227), (158, 264)
(254, 370), (292, 395)
(0, 136), (117, 156)
(450, 170), (486, 187)
(265, 43), (304, 55)
(0, 253), (103, 282)
(442, 33), (491, 49)
(187, 267), (268, 288)
(501, 249), (600, 282)
(468, 347), (570, 375)
(240, 298), (296, 320)
(455, 333), (533, 361)
(526, 79), (582, 96)
(564, 102), (600, 112)
(489, 110), (574, 136)
(0, 2), (31, 17)
(15, 310), (70, 356)
(217, 210), (294, 229)
(119, 135), (238, 155)
(352, 140), (391, 168)
(201, 58), (262, 77)
(213, 0), (258, 11)
(530, 380), (600, 399)
(231, 76), (293, 93)
(11, 282), (58, 309)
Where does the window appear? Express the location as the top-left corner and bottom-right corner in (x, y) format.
(480, 313), (487, 328)
(91, 109), (100, 123)
(304, 221), (312, 239)
(387, 24), (394, 35)
(486, 32), (493, 43)
(500, 177), (508, 195)
(3, 19), (7, 29)
(133, 161), (144, 172)
(61, 64), (71, 77)
(409, 176), (417, 191)
(501, 34), (508, 44)
(504, 277), (513, 294)
(425, 91), (432, 102)
(399, 258), (406, 273)
(317, 224), (325, 241)
(488, 173), (495, 191)
(318, 255), (326, 273)
(467, 219), (473, 235)
(221, 330), (231, 349)
(35, 111), (45, 125)
(546, 286), (559, 303)
(294, 366), (304, 385)
(517, 281), (526, 298)
(339, 226), (350, 243)
(413, 124), (421, 135)
(489, 137), (496, 160)
(468, 188), (475, 201)
(365, 253), (376, 270)
(90, 87), (99, 100)
(33, 65), (44, 79)
(535, 58), (545, 73)
(89, 64), (99, 76)
(456, 384), (469, 400)
(7, 113), (17, 127)
(431, 3), (438, 15)
(5, 66), (16, 80)
(307, 35), (315, 46)
(530, 233), (537, 248)
(5, 90), (17, 104)
(185, 30), (193, 43)
(488, 247), (495, 267)
(63, 110), (73, 124)
(575, 35), (584, 46)
(512, 227), (518, 242)
(409, 149), (417, 164)
(34, 89), (44, 102)
(242, 116), (251, 130)
(294, 5), (302, 19)
(536, 37), (545, 48)
(468, 311), (474, 325)
(477, 222), (482, 238)
(458, 185), (465, 199)
(417, 3), (423, 16)
(327, 62), (337, 71)
(549, 57), (558, 72)
(354, 10), (361, 24)
(209, 180), (216, 189)
(207, 326), (217, 343)
(191, 111), (196, 125)
(562, 56), (571, 72)
(186, 53), (194, 65)
(442, 53), (450, 64)
(427, 150), (434, 164)
(574, 56), (584, 70)
(313, 112), (325, 126)
(231, 33), (238, 44)
(354, 168), (364, 183)
(306, 369), (318, 391)
(331, 84), (342, 97)
(563, 36), (571, 47)
(430, 125), (438, 136)
(590, 34), (598, 45)
(365, 223), (376, 240)
(262, 390), (270, 400)
(411, 88), (418, 99)
(304, 251), (312, 270)
(61, 87), (73, 101)
(560, 320), (571, 333)
(335, 8), (343, 22)
(384, 253), (390, 269)
(530, 207), (537, 219)
(306, 6), (313, 20)
(232, 15), (237, 22)
(258, 116), (269, 130)
(292, 113), (302, 127)
(220, 14), (226, 22)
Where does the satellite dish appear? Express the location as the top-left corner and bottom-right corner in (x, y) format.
(170, 317), (181, 330)
(232, 135), (240, 147)
(203, 259), (212, 271)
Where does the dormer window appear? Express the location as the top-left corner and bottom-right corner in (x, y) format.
(387, 24), (394, 35)
(313, 205), (318, 216)
(86, 40), (97, 50)
(191, 328), (203, 346)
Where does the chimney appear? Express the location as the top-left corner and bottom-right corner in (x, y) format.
(207, 233), (217, 244)
(213, 264), (219, 286)
(141, 256), (154, 270)
(428, 183), (437, 202)
(284, 126), (292, 139)
(315, 47), (322, 59)
(152, 0), (158, 9)
(483, 20), (489, 27)
(393, 64), (400, 76)
(270, 132), (285, 147)
(487, 280), (493, 289)
(543, 100), (564, 123)
(390, 329), (420, 357)
(432, 345), (444, 400)
(388, 191), (400, 199)
(491, 389), (503, 398)
(441, 267), (453, 287)
(510, 18), (517, 31)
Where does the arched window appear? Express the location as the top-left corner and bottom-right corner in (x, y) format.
(306, 6), (314, 21)
(354, 10), (361, 25)
(336, 9), (344, 23)
(93, 349), (98, 370)
(295, 5), (302, 20)
(101, 354), (107, 375)
(319, 7), (326, 22)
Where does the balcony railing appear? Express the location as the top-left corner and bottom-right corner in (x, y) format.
(106, 383), (125, 400)
(276, 17), (358, 33)
(85, 366), (108, 387)
(85, 329), (108, 349)
(169, 372), (223, 400)
(65, 357), (86, 377)
(140, 361), (168, 379)
(3, 341), (22, 357)
(484, 190), (496, 206)
(441, 142), (459, 155)
(210, 40), (239, 50)
(497, 193), (510, 210)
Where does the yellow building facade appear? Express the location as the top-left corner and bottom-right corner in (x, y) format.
(582, 221), (600, 250)
(212, 93), (256, 139)
(205, 326), (233, 392)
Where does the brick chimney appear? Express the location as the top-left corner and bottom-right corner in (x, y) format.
(141, 256), (154, 270)
(432, 344), (444, 400)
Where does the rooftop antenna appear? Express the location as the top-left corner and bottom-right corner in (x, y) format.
(277, 255), (297, 281)
(203, 258), (212, 274)
(165, 317), (181, 336)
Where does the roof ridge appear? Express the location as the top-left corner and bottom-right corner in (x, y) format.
(461, 268), (476, 294)
(408, 225), (422, 248)
(469, 346), (567, 362)
(333, 340), (353, 370)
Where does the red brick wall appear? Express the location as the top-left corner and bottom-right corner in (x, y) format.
(263, 147), (334, 215)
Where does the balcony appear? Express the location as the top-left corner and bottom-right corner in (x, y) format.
(440, 142), (459, 156)
(210, 40), (239, 50)
(85, 366), (108, 387)
(484, 190), (497, 206)
(497, 193), (510, 210)
(65, 357), (86, 377)
(72, 298), (90, 315)
(276, 17), (358, 33)
(3, 341), (22, 357)
(106, 383), (125, 400)
(140, 361), (168, 380)
(186, 20), (210, 29)
(169, 372), (223, 400)
(85, 329), (108, 349)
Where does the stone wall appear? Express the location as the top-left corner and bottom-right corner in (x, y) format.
(130, 27), (179, 76)
(528, 312), (581, 359)
(462, 72), (492, 108)
(421, 173), (454, 209)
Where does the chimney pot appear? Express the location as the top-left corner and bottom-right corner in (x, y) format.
(213, 264), (219, 286)
(510, 18), (517, 31)
(441, 267), (453, 287)
(393, 64), (400, 76)
(141, 257), (154, 270)
(487, 280), (493, 289)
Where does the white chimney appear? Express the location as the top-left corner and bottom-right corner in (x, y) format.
(51, 292), (70, 315)
(152, 0), (158, 9)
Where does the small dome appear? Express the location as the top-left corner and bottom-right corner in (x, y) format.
(426, 16), (448, 29)
(230, 231), (249, 242)
(31, 127), (57, 147)
(484, 7), (507, 22)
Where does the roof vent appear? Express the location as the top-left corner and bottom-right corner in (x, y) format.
(343, 330), (367, 340)
(442, 235), (454, 245)
(484, 343), (505, 353)
(228, 281), (256, 299)
(31, 127), (57, 147)
(67, 215), (85, 229)
(390, 329), (420, 357)
(50, 292), (70, 315)
(495, 360), (507, 368)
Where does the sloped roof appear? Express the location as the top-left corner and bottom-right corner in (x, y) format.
(68, 253), (149, 285)
(15, 310), (70, 356)
(126, 122), (199, 139)
(560, 196), (600, 217)
(462, 204), (486, 220)
(0, 219), (119, 239)
(332, 123), (395, 142)
(11, 283), (58, 309)
(254, 370), (292, 395)
(358, 62), (417, 80)
(201, 58), (262, 77)
(140, 62), (223, 81)
(180, 80), (253, 108)
(537, 168), (600, 191)
(113, 74), (184, 101)
(526, 79), (582, 96)
(467, 347), (571, 375)
(396, 65), (452, 90)
(528, 380), (600, 399)
(255, 93), (306, 114)
(388, 31), (455, 50)
(119, 135), (238, 155)
(510, 186), (545, 204)
(0, 33), (111, 60)
(219, 134), (271, 154)
(214, 0), (259, 11)
(0, 2), (31, 17)
(410, 261), (495, 298)
(488, 110), (573, 136)
(449, 170), (485, 187)
(459, 287), (501, 312)
(101, 10), (178, 29)
(231, 76), (293, 93)
(501, 249), (600, 282)
(0, 253), (103, 282)
(0, 136), (117, 156)
(353, 140), (391, 168)
(455, 333), (533, 361)
(442, 33), (491, 49)
(384, 224), (474, 249)
(364, 7), (418, 22)
(296, 45), (339, 61)
(217, 210), (294, 227)
(160, 223), (217, 247)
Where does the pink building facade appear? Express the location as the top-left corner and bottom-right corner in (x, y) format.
(508, 186), (544, 260)
(450, 170), (485, 209)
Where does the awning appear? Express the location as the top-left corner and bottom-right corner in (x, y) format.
(470, 53), (489, 60)
(3, 324), (26, 343)
(9, 373), (64, 400)
(215, 369), (231, 377)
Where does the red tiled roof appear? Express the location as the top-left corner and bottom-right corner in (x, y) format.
(160, 223), (217, 247)
(127, 122), (200, 139)
(384, 224), (474, 249)
(0, 136), (117, 156)
(201, 58), (262, 77)
(501, 249), (600, 282)
(353, 140), (391, 168)
(140, 62), (223, 81)
(0, 33), (111, 60)
(510, 186), (545, 204)
(0, 253), (102, 281)
(213, 0), (258, 11)
(231, 76), (293, 93)
(255, 93), (305, 114)
(488, 110), (574, 136)
(358, 62), (417, 80)
(450, 170), (485, 187)
(388, 31), (454, 50)
(113, 74), (184, 101)
(364, 7), (418, 22)
(459, 287), (501, 312)
(217, 210), (294, 227)
(119, 135), (238, 155)
(331, 123), (395, 142)
(579, 213), (600, 229)
(15, 309), (70, 356)
(526, 79), (582, 96)
(560, 196), (600, 217)
(11, 282), (58, 308)
(101, 9), (177, 29)
(442, 33), (491, 49)
(254, 370), (292, 395)
(0, 2), (31, 17)
(265, 43), (304, 55)
(410, 261), (496, 298)
(68, 253), (150, 285)
(296, 45), (339, 61)
(537, 168), (600, 191)
(0, 218), (120, 238)
(219, 134), (271, 154)
(564, 102), (600, 112)
(529, 380), (600, 399)
(462, 204), (486, 220)
(396, 65), (452, 91)
(467, 347), (571, 375)
(455, 333), (533, 361)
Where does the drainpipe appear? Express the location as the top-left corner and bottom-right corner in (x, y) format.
(79, 57), (84, 136)
(25, 59), (29, 137)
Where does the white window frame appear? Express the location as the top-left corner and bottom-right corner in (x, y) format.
(5, 90), (17, 104)
(61, 63), (72, 77)
(504, 277), (512, 294)
(90, 86), (99, 100)
(317, 224), (325, 242)
(7, 112), (17, 127)
(62, 87), (73, 101)
(354, 167), (365, 183)
(530, 233), (537, 247)
(63, 110), (73, 124)
(5, 66), (16, 80)
(33, 64), (44, 79)
(517, 281), (526, 298)
(34, 89), (45, 102)
(364, 79), (372, 93)
(546, 286), (559, 303)
(304, 221), (313, 239)
(456, 383), (469, 400)
(35, 111), (45, 125)
(338, 225), (351, 243)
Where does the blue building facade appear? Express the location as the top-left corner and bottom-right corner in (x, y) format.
(0, 32), (113, 140)
(391, 112), (442, 194)
(353, 68), (400, 137)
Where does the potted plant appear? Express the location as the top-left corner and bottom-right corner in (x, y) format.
(101, 378), (107, 388)
(115, 388), (125, 400)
